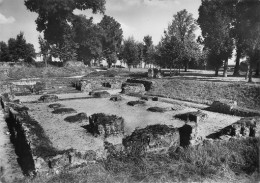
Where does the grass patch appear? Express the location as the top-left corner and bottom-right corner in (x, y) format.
(148, 79), (260, 110)
(20, 137), (259, 182)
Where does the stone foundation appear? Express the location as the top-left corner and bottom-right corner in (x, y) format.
(126, 79), (154, 91)
(123, 124), (180, 155)
(74, 78), (126, 92)
(121, 83), (146, 94)
(39, 95), (59, 103)
(89, 113), (124, 137)
(175, 110), (208, 123)
(207, 117), (260, 139)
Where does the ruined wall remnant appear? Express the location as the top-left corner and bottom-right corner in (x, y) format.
(1, 98), (102, 176)
(64, 113), (88, 123)
(126, 79), (154, 91)
(207, 117), (260, 139)
(175, 110), (208, 123)
(110, 95), (123, 102)
(178, 122), (199, 147)
(74, 78), (127, 92)
(123, 124), (180, 155)
(121, 83), (146, 94)
(210, 100), (237, 114)
(91, 91), (110, 98)
(89, 113), (124, 137)
(39, 94), (59, 103)
(127, 100), (146, 106)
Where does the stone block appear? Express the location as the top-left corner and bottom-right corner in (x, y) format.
(52, 108), (77, 115)
(123, 124), (180, 155)
(178, 122), (198, 146)
(64, 113), (88, 123)
(148, 68), (154, 78)
(121, 83), (145, 94)
(48, 103), (64, 109)
(89, 113), (124, 137)
(127, 100), (145, 106)
(126, 79), (154, 91)
(175, 110), (208, 123)
(147, 107), (169, 113)
(210, 100), (237, 114)
(110, 95), (122, 102)
(38, 95), (58, 103)
(92, 91), (110, 98)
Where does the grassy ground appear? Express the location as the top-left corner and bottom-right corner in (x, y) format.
(20, 137), (259, 183)
(148, 78), (260, 110)
(0, 65), (94, 80)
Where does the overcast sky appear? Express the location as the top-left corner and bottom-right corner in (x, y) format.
(0, 0), (201, 52)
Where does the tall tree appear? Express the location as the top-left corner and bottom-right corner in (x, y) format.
(167, 9), (199, 71)
(143, 35), (154, 67)
(0, 41), (11, 62)
(237, 0), (260, 82)
(158, 32), (185, 75)
(73, 15), (103, 65)
(122, 37), (139, 71)
(24, 0), (105, 61)
(98, 15), (123, 68)
(198, 0), (234, 77)
(7, 32), (36, 63)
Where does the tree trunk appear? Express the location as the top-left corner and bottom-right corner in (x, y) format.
(245, 63), (249, 80)
(215, 68), (219, 76)
(233, 47), (241, 76)
(223, 58), (228, 77)
(184, 64), (188, 72)
(248, 63), (253, 82)
(255, 62), (260, 76)
(170, 65), (172, 77)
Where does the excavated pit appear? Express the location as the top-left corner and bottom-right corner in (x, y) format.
(1, 89), (245, 175)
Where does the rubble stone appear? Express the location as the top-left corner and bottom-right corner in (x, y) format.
(110, 95), (123, 102)
(92, 91), (110, 98)
(127, 100), (146, 106)
(175, 110), (208, 123)
(121, 83), (146, 94)
(123, 124), (180, 155)
(210, 100), (237, 114)
(38, 95), (58, 103)
(89, 113), (124, 137)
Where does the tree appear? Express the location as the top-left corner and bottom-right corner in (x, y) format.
(73, 15), (103, 65)
(24, 0), (105, 61)
(158, 32), (185, 76)
(143, 35), (154, 67)
(7, 32), (36, 63)
(198, 0), (234, 77)
(167, 9), (199, 72)
(98, 15), (123, 67)
(235, 0), (260, 82)
(122, 37), (139, 71)
(0, 41), (11, 62)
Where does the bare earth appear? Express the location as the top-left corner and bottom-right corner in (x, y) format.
(15, 90), (241, 154)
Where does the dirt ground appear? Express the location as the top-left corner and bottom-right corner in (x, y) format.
(15, 90), (241, 154)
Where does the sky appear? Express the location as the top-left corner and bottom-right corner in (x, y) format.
(0, 0), (201, 53)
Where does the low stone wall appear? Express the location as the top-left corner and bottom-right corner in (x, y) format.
(0, 96), (103, 176)
(209, 100), (260, 117)
(175, 110), (208, 123)
(121, 83), (146, 95)
(207, 117), (260, 139)
(126, 79), (154, 91)
(74, 78), (127, 92)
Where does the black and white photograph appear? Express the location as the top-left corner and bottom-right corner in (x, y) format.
(0, 0), (260, 182)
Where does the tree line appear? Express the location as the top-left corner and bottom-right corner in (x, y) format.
(0, 32), (36, 63)
(1, 0), (260, 82)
